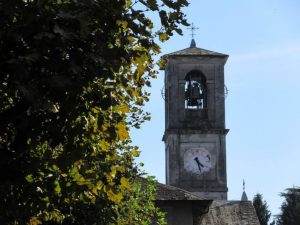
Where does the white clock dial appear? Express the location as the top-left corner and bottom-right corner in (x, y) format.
(183, 148), (212, 175)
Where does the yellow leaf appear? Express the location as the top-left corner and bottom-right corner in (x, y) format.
(116, 20), (128, 29)
(119, 104), (129, 113)
(116, 123), (129, 141)
(97, 180), (104, 189)
(133, 53), (148, 66)
(125, 0), (132, 8)
(139, 53), (149, 62)
(105, 173), (113, 184)
(99, 140), (109, 150)
(122, 21), (128, 29)
(127, 36), (135, 44)
(74, 174), (89, 185)
(107, 189), (123, 203)
(111, 166), (117, 177)
(113, 104), (130, 114)
(137, 64), (146, 76)
(92, 180), (104, 195)
(157, 57), (167, 70)
(132, 89), (138, 97)
(74, 160), (83, 167)
(133, 45), (146, 51)
(93, 117), (98, 133)
(132, 149), (140, 157)
(159, 32), (169, 41)
(118, 166), (126, 173)
(92, 187), (98, 195)
(120, 177), (130, 190)
(29, 217), (42, 225)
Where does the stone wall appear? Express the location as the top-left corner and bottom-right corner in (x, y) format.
(200, 200), (260, 225)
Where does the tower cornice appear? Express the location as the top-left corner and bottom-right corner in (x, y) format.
(162, 128), (229, 141)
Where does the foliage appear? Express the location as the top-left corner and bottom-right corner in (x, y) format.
(276, 187), (300, 225)
(0, 0), (188, 224)
(253, 193), (271, 225)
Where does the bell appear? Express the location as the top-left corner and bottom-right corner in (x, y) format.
(191, 83), (201, 99)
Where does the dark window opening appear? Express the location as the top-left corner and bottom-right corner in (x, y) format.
(185, 70), (207, 109)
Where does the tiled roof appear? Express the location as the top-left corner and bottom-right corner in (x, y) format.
(163, 47), (228, 58)
(138, 177), (204, 201)
(155, 182), (205, 201)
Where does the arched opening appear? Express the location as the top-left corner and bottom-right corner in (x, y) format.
(184, 70), (207, 109)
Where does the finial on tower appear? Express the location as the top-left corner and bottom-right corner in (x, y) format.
(187, 23), (199, 48)
(241, 179), (248, 201)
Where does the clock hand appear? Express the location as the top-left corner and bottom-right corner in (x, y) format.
(206, 154), (211, 162)
(194, 157), (204, 172)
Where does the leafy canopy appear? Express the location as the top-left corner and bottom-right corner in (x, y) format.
(0, 0), (188, 224)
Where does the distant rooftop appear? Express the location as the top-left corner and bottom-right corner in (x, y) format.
(241, 179), (248, 201)
(156, 182), (205, 201)
(241, 191), (248, 201)
(139, 178), (207, 201)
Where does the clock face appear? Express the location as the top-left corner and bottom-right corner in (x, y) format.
(183, 148), (212, 175)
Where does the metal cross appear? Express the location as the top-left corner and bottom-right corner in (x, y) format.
(187, 23), (199, 38)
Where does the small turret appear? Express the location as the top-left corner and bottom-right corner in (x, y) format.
(241, 179), (248, 201)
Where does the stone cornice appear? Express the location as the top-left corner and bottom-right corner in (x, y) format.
(162, 128), (229, 141)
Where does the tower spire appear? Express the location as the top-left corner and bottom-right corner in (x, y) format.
(187, 23), (199, 48)
(241, 179), (248, 201)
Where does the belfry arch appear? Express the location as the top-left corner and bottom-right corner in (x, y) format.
(184, 70), (207, 109)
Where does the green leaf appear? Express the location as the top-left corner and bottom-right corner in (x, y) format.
(54, 180), (61, 195)
(132, 149), (140, 157)
(25, 174), (34, 183)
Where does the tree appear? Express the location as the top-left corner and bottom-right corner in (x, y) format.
(276, 187), (300, 225)
(0, 0), (188, 224)
(253, 193), (271, 225)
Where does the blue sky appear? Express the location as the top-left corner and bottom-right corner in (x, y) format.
(131, 0), (300, 218)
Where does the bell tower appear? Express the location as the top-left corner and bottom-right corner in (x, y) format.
(162, 39), (229, 200)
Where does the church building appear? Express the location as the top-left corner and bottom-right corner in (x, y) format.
(154, 38), (260, 225)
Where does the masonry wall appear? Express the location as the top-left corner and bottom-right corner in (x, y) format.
(200, 200), (260, 225)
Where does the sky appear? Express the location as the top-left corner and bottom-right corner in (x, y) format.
(131, 0), (300, 219)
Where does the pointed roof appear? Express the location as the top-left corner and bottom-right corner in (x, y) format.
(163, 47), (228, 58)
(190, 38), (196, 48)
(241, 179), (248, 201)
(241, 191), (248, 201)
(163, 39), (228, 58)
